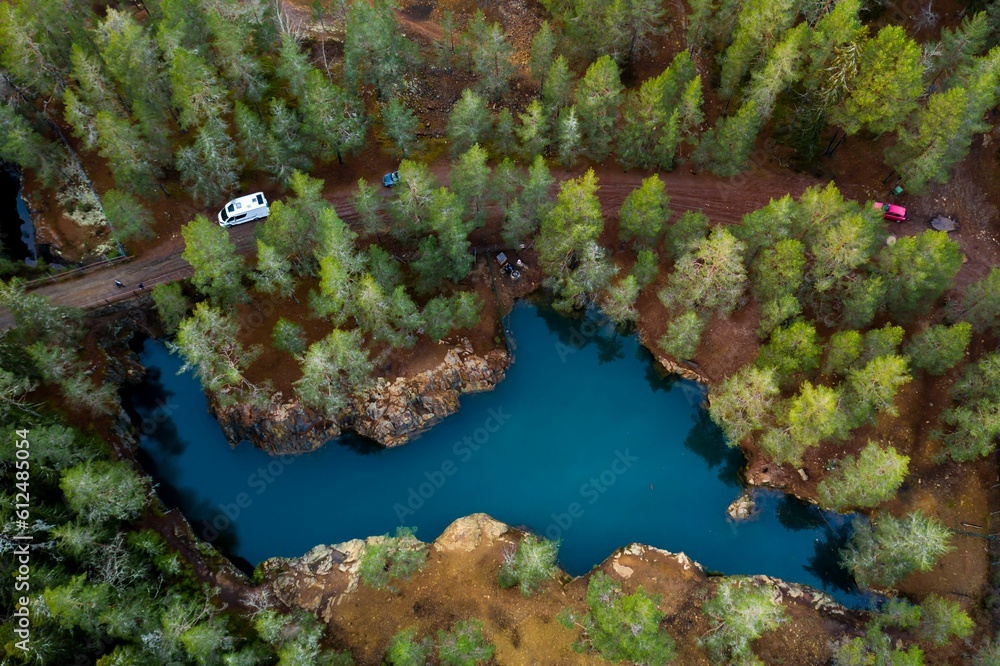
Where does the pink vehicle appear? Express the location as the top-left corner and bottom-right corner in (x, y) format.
(874, 202), (906, 222)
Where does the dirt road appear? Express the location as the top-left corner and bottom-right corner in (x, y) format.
(0, 164), (819, 328)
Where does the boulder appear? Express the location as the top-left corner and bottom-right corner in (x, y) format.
(727, 492), (757, 521)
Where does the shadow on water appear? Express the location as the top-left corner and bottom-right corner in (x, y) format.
(532, 301), (626, 365)
(776, 494), (827, 531)
(637, 344), (681, 394)
(682, 409), (744, 487)
(0, 163), (36, 263)
(335, 432), (385, 456)
(805, 521), (864, 598)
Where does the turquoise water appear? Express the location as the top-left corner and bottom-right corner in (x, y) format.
(126, 301), (866, 606)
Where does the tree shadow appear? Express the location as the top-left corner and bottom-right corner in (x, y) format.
(531, 302), (626, 364)
(775, 494), (827, 531)
(682, 409), (744, 487)
(803, 519), (861, 597)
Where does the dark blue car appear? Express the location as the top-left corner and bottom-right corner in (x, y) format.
(382, 171), (400, 187)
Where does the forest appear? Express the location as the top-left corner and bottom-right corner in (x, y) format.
(2, 0), (1000, 663)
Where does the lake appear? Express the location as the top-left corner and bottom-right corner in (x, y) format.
(124, 300), (867, 606)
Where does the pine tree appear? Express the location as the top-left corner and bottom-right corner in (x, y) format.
(447, 88), (491, 156)
(517, 99), (550, 158)
(555, 105), (583, 167)
(717, 0), (799, 99)
(818, 441), (909, 511)
(906, 323), (971, 376)
(750, 239), (805, 303)
(176, 116), (239, 205)
(297, 69), (368, 164)
(660, 227), (746, 316)
(843, 511), (952, 589)
(702, 578), (787, 664)
(762, 382), (845, 466)
(632, 248), (659, 287)
(756, 320), (822, 382)
(709, 365), (779, 444)
(925, 11), (991, 85)
(382, 97), (420, 158)
(450, 144), (491, 227)
(658, 311), (704, 360)
(94, 111), (162, 197)
(757, 295), (801, 340)
(519, 155), (555, 222)
(803, 0), (862, 91)
(490, 157), (523, 209)
(353, 178), (384, 236)
(744, 24), (809, 122)
(618, 175), (670, 248)
(234, 100), (310, 188)
(102, 190), (155, 245)
(435, 10), (459, 68)
(665, 210), (708, 261)
(824, 330), (863, 375)
(876, 230), (962, 318)
(917, 595), (974, 647)
(94, 8), (172, 153)
(733, 194), (798, 260)
(846, 355), (911, 425)
(253, 241), (296, 298)
(530, 21), (556, 82)
(344, 0), (419, 98)
(272, 318), (307, 356)
(692, 101), (761, 177)
(181, 214), (246, 306)
(295, 329), (374, 416)
(940, 352), (1000, 460)
(388, 160), (439, 238)
(167, 48), (227, 130)
(616, 51), (699, 170)
(151, 282), (189, 334)
(959, 266), (1000, 332)
(471, 21), (514, 101)
(831, 26), (924, 135)
(686, 0), (716, 49)
(600, 274), (640, 326)
(491, 108), (518, 158)
(541, 55), (575, 119)
(574, 56), (623, 161)
(173, 302), (263, 407)
(537, 170), (616, 311)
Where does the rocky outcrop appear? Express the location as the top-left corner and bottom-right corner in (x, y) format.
(209, 395), (341, 455)
(347, 340), (509, 447)
(259, 513), (514, 622)
(727, 491), (757, 521)
(209, 339), (510, 454)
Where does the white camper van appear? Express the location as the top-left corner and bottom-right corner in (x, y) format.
(218, 192), (269, 227)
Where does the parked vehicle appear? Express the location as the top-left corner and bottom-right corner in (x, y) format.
(218, 192), (269, 227)
(382, 171), (400, 187)
(873, 201), (906, 222)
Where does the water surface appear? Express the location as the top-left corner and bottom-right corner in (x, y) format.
(126, 301), (866, 606)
